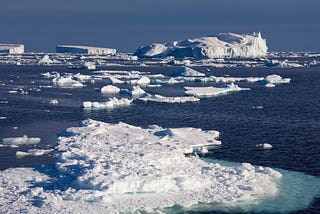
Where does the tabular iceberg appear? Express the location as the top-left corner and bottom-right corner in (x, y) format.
(135, 32), (268, 58)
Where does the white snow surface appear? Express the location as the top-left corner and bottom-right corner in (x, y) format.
(264, 74), (291, 84)
(185, 83), (250, 97)
(83, 97), (133, 109)
(138, 94), (200, 103)
(100, 85), (121, 94)
(3, 119), (320, 213)
(135, 32), (268, 58)
(171, 66), (206, 77)
(2, 135), (41, 146)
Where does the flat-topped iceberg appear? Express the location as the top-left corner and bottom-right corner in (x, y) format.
(135, 32), (268, 58)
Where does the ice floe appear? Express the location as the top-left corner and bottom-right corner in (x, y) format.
(185, 83), (249, 97)
(16, 149), (54, 157)
(171, 66), (205, 77)
(264, 74), (291, 84)
(100, 85), (121, 94)
(0, 119), (319, 213)
(138, 94), (200, 103)
(1, 135), (41, 146)
(82, 97), (133, 110)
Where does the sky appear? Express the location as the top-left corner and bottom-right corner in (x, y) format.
(0, 0), (320, 53)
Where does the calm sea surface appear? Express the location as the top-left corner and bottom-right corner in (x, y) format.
(0, 65), (319, 213)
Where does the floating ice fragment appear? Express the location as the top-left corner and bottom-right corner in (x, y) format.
(171, 67), (205, 77)
(256, 143), (273, 149)
(185, 83), (250, 97)
(264, 74), (291, 84)
(2, 135), (41, 146)
(82, 98), (133, 110)
(138, 94), (200, 103)
(130, 85), (146, 96)
(16, 149), (53, 157)
(50, 99), (59, 105)
(100, 85), (120, 94)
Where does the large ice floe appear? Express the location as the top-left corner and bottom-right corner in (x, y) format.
(135, 32), (268, 58)
(185, 83), (250, 97)
(0, 119), (319, 213)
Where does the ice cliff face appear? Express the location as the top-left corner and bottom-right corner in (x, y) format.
(135, 32), (268, 58)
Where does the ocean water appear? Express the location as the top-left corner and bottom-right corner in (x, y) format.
(0, 64), (319, 213)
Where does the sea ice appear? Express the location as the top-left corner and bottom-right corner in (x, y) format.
(82, 97), (133, 109)
(130, 85), (146, 96)
(38, 54), (53, 65)
(16, 149), (53, 157)
(1, 135), (41, 146)
(171, 66), (205, 77)
(100, 85), (121, 94)
(264, 74), (291, 84)
(185, 83), (249, 97)
(0, 120), (319, 213)
(135, 32), (268, 58)
(138, 94), (200, 103)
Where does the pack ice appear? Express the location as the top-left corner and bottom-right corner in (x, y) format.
(0, 119), (286, 213)
(135, 32), (268, 58)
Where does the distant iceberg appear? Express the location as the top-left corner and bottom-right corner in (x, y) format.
(135, 32), (268, 58)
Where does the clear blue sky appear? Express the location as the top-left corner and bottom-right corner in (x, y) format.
(1, 0), (319, 52)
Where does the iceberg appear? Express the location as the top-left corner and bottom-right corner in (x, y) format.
(56, 45), (116, 55)
(135, 32), (268, 58)
(0, 44), (24, 54)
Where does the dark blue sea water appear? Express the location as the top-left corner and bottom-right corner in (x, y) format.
(0, 65), (319, 213)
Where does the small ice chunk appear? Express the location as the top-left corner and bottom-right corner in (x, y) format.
(38, 54), (53, 65)
(171, 67), (205, 77)
(130, 85), (146, 96)
(16, 149), (53, 157)
(82, 97), (133, 109)
(100, 85), (121, 94)
(50, 99), (59, 105)
(256, 143), (273, 149)
(2, 135), (41, 146)
(265, 83), (276, 88)
(82, 62), (96, 70)
(264, 74), (291, 84)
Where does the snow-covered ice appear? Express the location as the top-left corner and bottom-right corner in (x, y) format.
(0, 119), (318, 213)
(82, 98), (133, 110)
(185, 83), (250, 97)
(264, 74), (291, 84)
(138, 94), (200, 103)
(135, 32), (268, 58)
(16, 149), (54, 157)
(100, 85), (121, 94)
(171, 66), (205, 77)
(1, 135), (41, 146)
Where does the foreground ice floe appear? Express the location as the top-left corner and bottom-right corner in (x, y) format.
(0, 119), (319, 213)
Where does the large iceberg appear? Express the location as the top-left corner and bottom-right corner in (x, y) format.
(135, 32), (268, 58)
